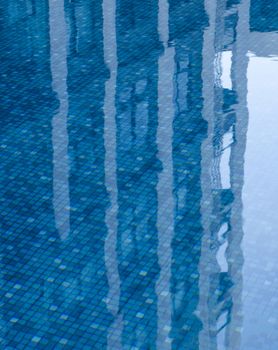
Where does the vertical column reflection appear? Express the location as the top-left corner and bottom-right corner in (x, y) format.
(156, 0), (175, 348)
(169, 1), (209, 348)
(198, 0), (217, 348)
(198, 0), (250, 349)
(49, 0), (70, 241)
(227, 0), (250, 348)
(46, 1), (113, 347)
(103, 0), (123, 347)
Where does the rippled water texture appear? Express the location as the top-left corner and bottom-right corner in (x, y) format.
(1, 0), (278, 349)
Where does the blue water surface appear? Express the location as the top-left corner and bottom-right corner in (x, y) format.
(1, 0), (278, 349)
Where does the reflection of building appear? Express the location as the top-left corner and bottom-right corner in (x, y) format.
(168, 1), (208, 348)
(44, 0), (113, 347)
(115, 0), (162, 348)
(0, 0), (253, 348)
(198, 0), (249, 349)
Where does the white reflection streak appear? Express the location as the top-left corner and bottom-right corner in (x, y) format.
(156, 0), (175, 348)
(103, 0), (123, 348)
(49, 0), (70, 241)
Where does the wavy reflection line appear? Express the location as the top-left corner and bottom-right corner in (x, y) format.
(49, 0), (70, 241)
(156, 0), (175, 348)
(103, 0), (123, 348)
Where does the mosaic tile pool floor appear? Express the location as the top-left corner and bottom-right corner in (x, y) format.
(1, 0), (278, 349)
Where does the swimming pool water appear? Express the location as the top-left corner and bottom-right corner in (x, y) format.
(1, 0), (278, 349)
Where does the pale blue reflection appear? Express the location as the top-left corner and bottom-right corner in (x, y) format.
(156, 0), (175, 348)
(103, 0), (123, 348)
(49, 0), (71, 242)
